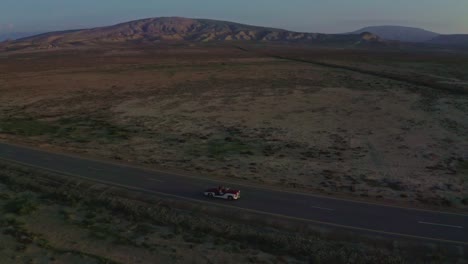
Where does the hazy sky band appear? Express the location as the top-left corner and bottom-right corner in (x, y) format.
(1, 0), (467, 34)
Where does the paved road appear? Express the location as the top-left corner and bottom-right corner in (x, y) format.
(0, 142), (467, 245)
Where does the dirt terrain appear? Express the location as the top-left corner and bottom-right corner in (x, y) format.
(0, 44), (467, 209)
(0, 163), (302, 264)
(0, 161), (409, 264)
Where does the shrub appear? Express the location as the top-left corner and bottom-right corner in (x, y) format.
(4, 193), (38, 215)
(0, 118), (57, 136)
(1, 213), (25, 226)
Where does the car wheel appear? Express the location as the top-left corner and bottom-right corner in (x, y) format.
(227, 196), (234, 201)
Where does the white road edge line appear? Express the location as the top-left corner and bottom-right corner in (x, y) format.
(88, 167), (104, 171)
(2, 142), (467, 217)
(1, 156), (467, 246)
(147, 178), (164, 182)
(418, 221), (463, 229)
(310, 205), (334, 211)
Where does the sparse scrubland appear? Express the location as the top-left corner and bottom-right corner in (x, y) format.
(0, 161), (416, 264)
(3, 160), (466, 264)
(0, 44), (467, 210)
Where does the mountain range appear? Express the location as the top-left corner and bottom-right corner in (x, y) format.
(0, 32), (42, 42)
(350, 26), (439, 42)
(350, 25), (468, 47)
(1, 17), (467, 51)
(0, 17), (384, 51)
(428, 34), (468, 47)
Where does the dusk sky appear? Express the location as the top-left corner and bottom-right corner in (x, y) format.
(1, 0), (467, 34)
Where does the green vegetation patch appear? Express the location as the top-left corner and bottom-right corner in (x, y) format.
(0, 115), (130, 144)
(459, 160), (468, 172)
(55, 117), (130, 144)
(205, 138), (253, 158)
(458, 160), (468, 184)
(440, 118), (466, 136)
(183, 136), (258, 160)
(98, 61), (259, 74)
(0, 117), (57, 136)
(4, 192), (38, 215)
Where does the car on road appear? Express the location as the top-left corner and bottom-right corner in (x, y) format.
(203, 187), (240, 200)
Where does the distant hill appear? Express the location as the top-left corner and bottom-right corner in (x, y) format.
(428, 34), (468, 47)
(0, 32), (42, 41)
(1, 17), (385, 51)
(350, 26), (439, 42)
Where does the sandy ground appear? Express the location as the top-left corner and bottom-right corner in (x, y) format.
(0, 45), (467, 209)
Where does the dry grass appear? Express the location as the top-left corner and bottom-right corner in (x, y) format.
(0, 45), (467, 209)
(0, 161), (413, 264)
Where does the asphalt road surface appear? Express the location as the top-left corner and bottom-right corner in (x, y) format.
(0, 142), (467, 245)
